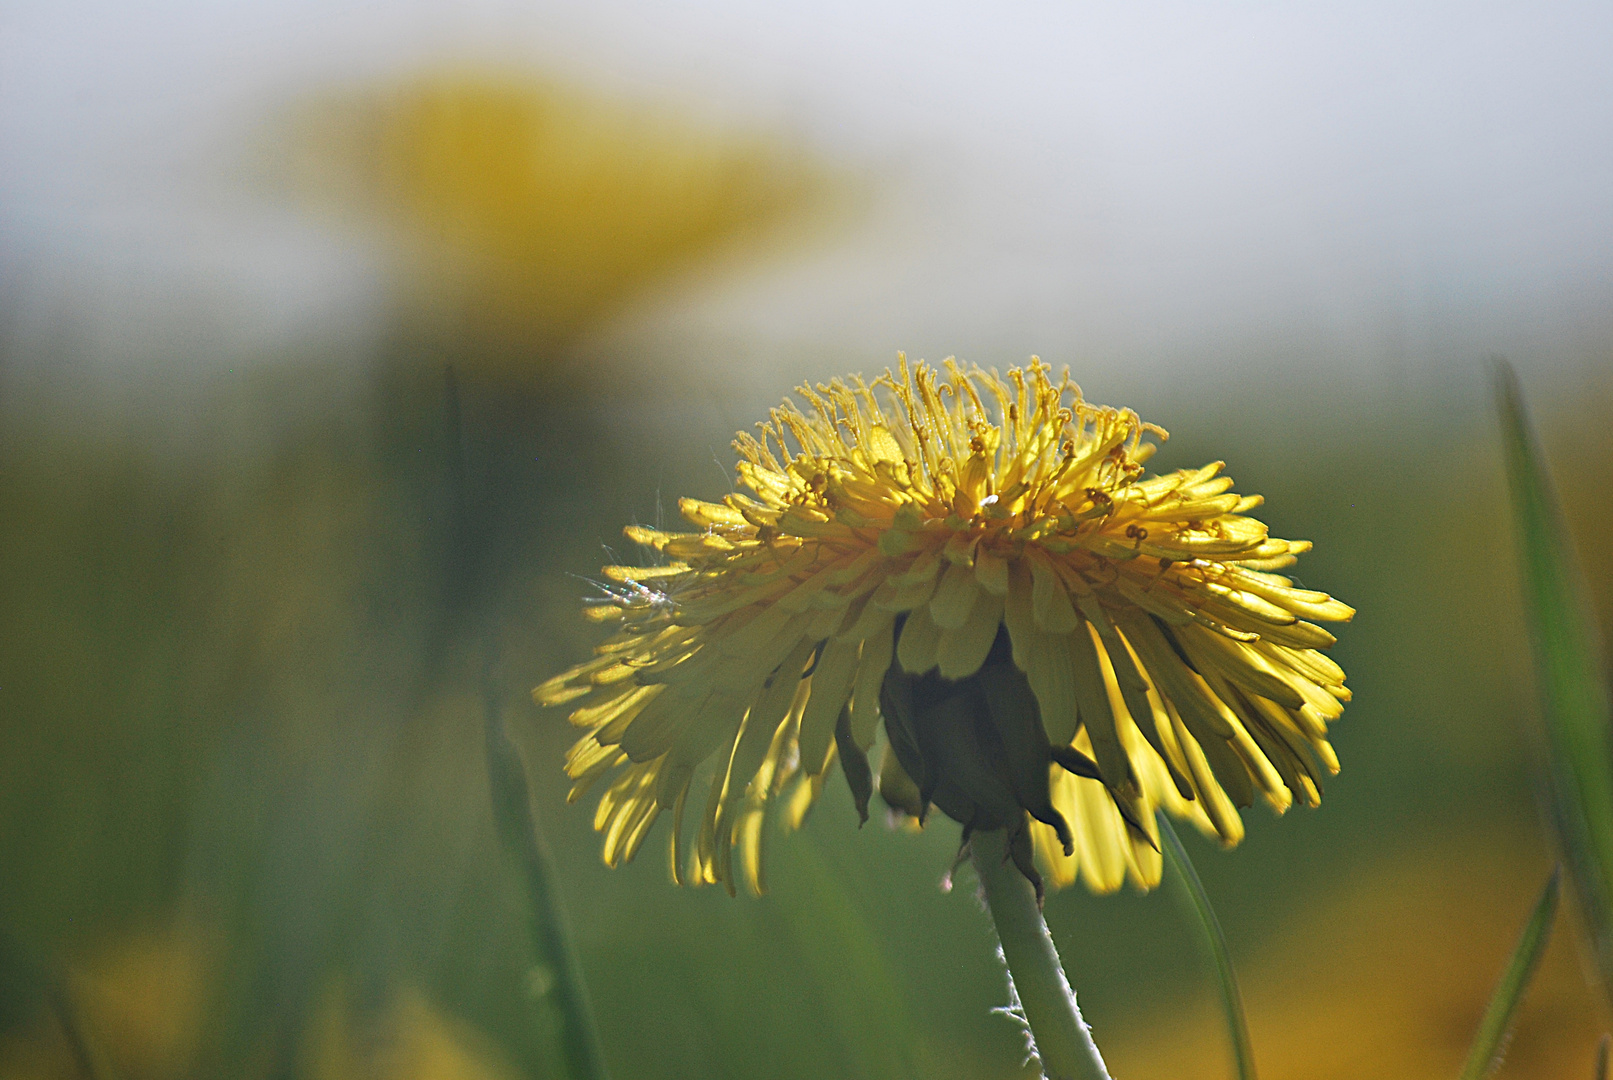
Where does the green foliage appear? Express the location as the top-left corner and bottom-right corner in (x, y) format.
(5, 354), (1611, 1077)
(1496, 365), (1613, 1002)
(1458, 867), (1560, 1080)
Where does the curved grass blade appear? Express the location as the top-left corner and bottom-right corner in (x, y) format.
(485, 674), (612, 1080)
(1496, 365), (1613, 1001)
(1157, 811), (1256, 1080)
(446, 368), (609, 1080)
(771, 835), (926, 1080)
(1458, 866), (1560, 1080)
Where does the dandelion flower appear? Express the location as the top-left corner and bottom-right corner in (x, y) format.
(536, 357), (1353, 897)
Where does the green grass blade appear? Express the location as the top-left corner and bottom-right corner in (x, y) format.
(1458, 866), (1561, 1080)
(485, 676), (613, 1080)
(772, 835), (926, 1080)
(1158, 811), (1256, 1080)
(1596, 1033), (1610, 1080)
(444, 367), (609, 1080)
(1496, 365), (1613, 998)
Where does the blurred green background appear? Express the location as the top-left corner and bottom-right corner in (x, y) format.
(4, 8), (1613, 1079)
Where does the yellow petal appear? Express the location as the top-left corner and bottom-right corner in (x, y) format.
(679, 497), (747, 527)
(929, 561), (981, 630)
(797, 639), (862, 774)
(1024, 629), (1079, 746)
(896, 606), (942, 675)
(1027, 550), (1079, 633)
(1161, 700), (1244, 844)
(1065, 620), (1132, 792)
(935, 592), (1005, 680)
(974, 546), (1009, 596)
(1003, 557), (1036, 668)
(849, 618), (895, 749)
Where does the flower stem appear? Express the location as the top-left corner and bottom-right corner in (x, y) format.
(970, 830), (1113, 1080)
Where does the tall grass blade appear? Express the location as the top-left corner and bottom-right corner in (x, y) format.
(1496, 365), (1613, 999)
(484, 676), (612, 1080)
(1458, 866), (1560, 1080)
(444, 368), (609, 1080)
(772, 835), (926, 1080)
(1157, 811), (1256, 1080)
(1596, 1033), (1610, 1080)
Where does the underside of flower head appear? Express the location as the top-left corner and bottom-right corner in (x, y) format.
(536, 357), (1353, 897)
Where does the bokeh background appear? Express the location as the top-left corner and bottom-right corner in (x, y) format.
(4, 2), (1613, 1077)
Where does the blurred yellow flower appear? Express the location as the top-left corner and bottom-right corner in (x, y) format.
(287, 72), (821, 357)
(537, 358), (1352, 897)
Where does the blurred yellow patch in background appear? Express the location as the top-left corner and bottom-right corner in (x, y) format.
(0, 924), (210, 1080)
(304, 982), (519, 1080)
(1108, 834), (1604, 1079)
(74, 926), (212, 1080)
(285, 72), (826, 359)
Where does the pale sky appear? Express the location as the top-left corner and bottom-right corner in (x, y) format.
(3, 1), (1611, 393)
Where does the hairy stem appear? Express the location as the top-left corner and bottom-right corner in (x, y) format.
(971, 830), (1113, 1080)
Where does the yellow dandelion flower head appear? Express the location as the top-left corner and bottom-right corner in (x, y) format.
(536, 357), (1354, 897)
